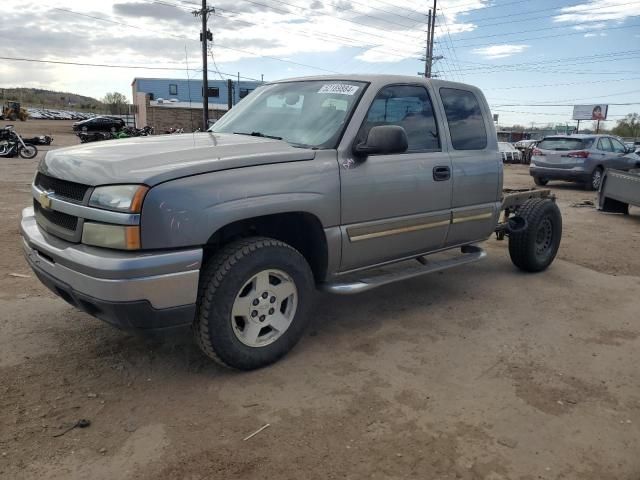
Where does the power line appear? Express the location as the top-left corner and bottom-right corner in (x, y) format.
(484, 76), (640, 90)
(453, 52), (640, 74)
(493, 88), (640, 104)
(0, 55), (263, 81)
(450, 22), (640, 47)
(492, 102), (640, 107)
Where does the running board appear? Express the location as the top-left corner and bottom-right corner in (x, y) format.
(321, 245), (486, 295)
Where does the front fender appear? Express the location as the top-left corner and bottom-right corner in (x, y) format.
(140, 152), (340, 249)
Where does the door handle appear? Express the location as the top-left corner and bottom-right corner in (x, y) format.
(433, 166), (451, 181)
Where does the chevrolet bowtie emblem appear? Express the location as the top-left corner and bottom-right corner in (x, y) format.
(39, 190), (53, 209)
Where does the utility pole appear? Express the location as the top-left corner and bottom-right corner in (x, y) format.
(193, 1), (214, 130)
(425, 9), (432, 77)
(424, 0), (440, 78)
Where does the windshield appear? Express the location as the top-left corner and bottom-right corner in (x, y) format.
(210, 80), (367, 148)
(538, 137), (593, 151)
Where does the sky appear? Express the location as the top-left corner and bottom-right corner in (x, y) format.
(1, 0), (640, 128)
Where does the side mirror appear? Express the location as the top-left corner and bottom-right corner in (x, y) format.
(353, 125), (408, 157)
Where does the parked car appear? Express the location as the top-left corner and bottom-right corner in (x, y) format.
(530, 134), (638, 190)
(498, 142), (521, 163)
(514, 139), (537, 150)
(21, 75), (562, 370)
(72, 116), (125, 132)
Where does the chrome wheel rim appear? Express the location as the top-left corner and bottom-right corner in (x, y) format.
(21, 146), (36, 158)
(231, 269), (298, 347)
(592, 169), (602, 189)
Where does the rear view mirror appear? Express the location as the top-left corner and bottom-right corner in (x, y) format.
(353, 125), (408, 157)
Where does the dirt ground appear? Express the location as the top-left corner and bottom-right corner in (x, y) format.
(1, 119), (639, 480)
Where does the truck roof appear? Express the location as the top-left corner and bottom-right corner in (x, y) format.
(269, 74), (478, 91)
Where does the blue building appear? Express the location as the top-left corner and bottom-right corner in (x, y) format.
(131, 77), (263, 107)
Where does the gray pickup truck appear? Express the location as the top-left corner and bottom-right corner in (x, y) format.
(21, 75), (562, 369)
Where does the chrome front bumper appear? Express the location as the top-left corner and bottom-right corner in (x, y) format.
(20, 207), (202, 331)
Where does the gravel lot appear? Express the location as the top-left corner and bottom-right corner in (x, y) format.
(1, 120), (639, 479)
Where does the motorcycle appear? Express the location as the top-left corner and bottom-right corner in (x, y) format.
(77, 126), (154, 143)
(0, 125), (38, 159)
(22, 135), (53, 145)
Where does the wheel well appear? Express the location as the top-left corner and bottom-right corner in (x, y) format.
(204, 212), (328, 283)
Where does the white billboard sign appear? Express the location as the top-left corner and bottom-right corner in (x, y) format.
(572, 104), (608, 121)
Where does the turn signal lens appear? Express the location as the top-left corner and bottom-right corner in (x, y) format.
(82, 223), (141, 250)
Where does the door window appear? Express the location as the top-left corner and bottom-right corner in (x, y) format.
(440, 88), (488, 150)
(357, 85), (440, 152)
(597, 138), (613, 152)
(609, 137), (626, 153)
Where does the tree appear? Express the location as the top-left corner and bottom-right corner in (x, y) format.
(611, 113), (640, 139)
(102, 92), (128, 114)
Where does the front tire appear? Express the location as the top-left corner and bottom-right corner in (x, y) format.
(19, 144), (37, 159)
(194, 237), (314, 370)
(533, 176), (548, 186)
(587, 167), (603, 191)
(509, 198), (562, 272)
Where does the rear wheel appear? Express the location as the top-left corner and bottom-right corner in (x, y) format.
(509, 198), (562, 272)
(533, 176), (548, 186)
(194, 237), (314, 370)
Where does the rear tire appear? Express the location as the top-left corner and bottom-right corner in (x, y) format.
(533, 177), (548, 186)
(194, 237), (314, 370)
(509, 198), (562, 272)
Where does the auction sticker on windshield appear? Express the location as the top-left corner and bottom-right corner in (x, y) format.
(318, 84), (360, 95)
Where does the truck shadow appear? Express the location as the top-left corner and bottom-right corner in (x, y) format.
(73, 255), (515, 377)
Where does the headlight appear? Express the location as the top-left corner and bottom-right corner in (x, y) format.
(82, 223), (141, 250)
(89, 185), (148, 213)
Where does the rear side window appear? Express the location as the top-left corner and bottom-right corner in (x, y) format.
(538, 138), (591, 151)
(440, 88), (487, 150)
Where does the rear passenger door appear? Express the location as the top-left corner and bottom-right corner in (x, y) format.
(339, 84), (452, 271)
(439, 87), (501, 247)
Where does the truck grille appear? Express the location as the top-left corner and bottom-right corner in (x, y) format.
(34, 199), (78, 232)
(35, 172), (90, 203)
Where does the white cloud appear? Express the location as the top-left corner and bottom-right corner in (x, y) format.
(584, 32), (608, 37)
(553, 0), (640, 23)
(0, 0), (498, 96)
(472, 44), (530, 59)
(572, 22), (607, 31)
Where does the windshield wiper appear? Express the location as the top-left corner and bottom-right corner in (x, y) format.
(233, 131), (283, 140)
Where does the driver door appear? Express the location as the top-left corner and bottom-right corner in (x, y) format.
(338, 84), (452, 271)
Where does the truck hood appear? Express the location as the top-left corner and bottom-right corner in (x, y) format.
(39, 133), (316, 186)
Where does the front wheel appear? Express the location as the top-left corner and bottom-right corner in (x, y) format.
(508, 198), (562, 272)
(533, 176), (548, 186)
(194, 237), (314, 370)
(19, 144), (37, 159)
(587, 167), (603, 191)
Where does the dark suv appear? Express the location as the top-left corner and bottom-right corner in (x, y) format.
(72, 116), (125, 132)
(530, 134), (637, 190)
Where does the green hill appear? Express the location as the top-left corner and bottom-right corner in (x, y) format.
(0, 88), (104, 111)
